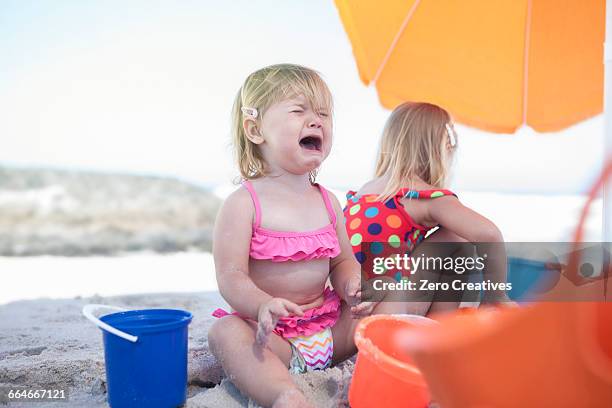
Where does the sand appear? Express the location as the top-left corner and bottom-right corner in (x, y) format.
(0, 292), (354, 407)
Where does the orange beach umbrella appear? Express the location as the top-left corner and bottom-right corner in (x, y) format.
(334, 0), (604, 133)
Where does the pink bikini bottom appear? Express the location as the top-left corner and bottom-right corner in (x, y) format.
(212, 288), (342, 371)
(212, 287), (341, 338)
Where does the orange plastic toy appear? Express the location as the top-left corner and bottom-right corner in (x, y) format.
(400, 161), (612, 407)
(403, 302), (612, 407)
(349, 314), (435, 408)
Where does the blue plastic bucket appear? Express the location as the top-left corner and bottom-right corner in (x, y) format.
(507, 257), (561, 300)
(83, 305), (193, 408)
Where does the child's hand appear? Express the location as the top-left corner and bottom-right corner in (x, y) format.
(344, 275), (362, 306)
(344, 275), (378, 319)
(256, 298), (304, 346)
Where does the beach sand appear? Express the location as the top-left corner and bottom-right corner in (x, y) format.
(0, 292), (354, 407)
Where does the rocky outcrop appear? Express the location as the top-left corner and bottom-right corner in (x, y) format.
(0, 167), (220, 256)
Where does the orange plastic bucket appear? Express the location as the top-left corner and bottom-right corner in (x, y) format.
(349, 314), (436, 408)
(397, 161), (612, 408)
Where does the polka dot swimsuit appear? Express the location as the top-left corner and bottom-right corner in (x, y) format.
(343, 188), (457, 280)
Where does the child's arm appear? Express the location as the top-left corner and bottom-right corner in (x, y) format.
(213, 188), (303, 321)
(427, 196), (510, 302)
(426, 196), (503, 242)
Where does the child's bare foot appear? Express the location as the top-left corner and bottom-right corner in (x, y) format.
(272, 388), (313, 408)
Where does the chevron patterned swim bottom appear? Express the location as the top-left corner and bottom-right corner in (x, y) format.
(288, 326), (334, 373)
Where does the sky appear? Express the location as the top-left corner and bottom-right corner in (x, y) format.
(0, 0), (605, 194)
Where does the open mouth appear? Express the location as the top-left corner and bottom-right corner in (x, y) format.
(299, 135), (322, 151)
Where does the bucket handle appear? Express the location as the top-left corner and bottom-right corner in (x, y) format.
(82, 304), (138, 343)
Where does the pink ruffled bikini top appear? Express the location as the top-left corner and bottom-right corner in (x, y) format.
(243, 180), (341, 262)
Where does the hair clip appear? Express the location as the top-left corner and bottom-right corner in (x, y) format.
(241, 107), (258, 118)
(445, 123), (457, 147)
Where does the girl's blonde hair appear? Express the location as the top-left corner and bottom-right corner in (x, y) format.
(231, 64), (333, 182)
(375, 102), (456, 202)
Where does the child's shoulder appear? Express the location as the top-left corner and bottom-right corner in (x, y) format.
(220, 183), (253, 211)
(317, 183), (342, 210)
(350, 178), (440, 196)
(214, 183), (256, 230)
(396, 179), (457, 198)
(406, 180), (438, 192)
(350, 178), (384, 197)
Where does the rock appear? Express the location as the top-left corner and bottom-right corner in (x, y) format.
(0, 167), (221, 256)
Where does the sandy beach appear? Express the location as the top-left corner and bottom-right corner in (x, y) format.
(0, 292), (355, 407)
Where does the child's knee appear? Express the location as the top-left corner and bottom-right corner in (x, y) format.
(208, 315), (249, 352)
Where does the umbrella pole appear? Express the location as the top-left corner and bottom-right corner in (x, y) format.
(605, 0), (612, 241)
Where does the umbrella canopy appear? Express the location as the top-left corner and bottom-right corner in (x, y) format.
(334, 0), (604, 133)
